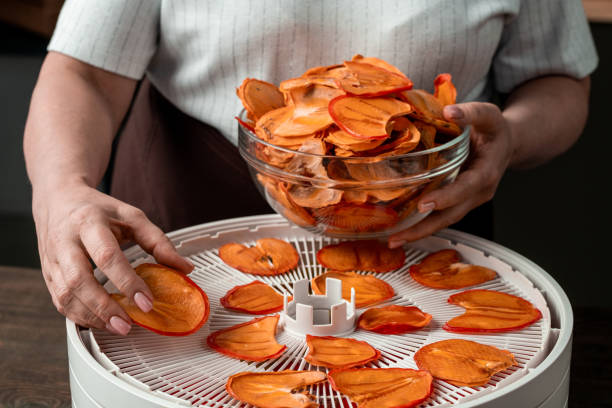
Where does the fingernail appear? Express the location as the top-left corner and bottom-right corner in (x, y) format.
(105, 323), (119, 335)
(445, 106), (464, 120)
(419, 202), (436, 213)
(134, 292), (153, 313)
(109, 316), (131, 336)
(388, 240), (406, 249)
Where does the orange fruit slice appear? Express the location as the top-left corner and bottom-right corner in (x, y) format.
(111, 263), (209, 336)
(305, 335), (380, 369)
(357, 305), (432, 334)
(314, 203), (399, 232)
(316, 240), (405, 273)
(311, 271), (394, 308)
(444, 289), (542, 333)
(329, 95), (413, 140)
(409, 249), (497, 289)
(414, 339), (516, 387)
(219, 238), (299, 276)
(237, 78), (285, 121)
(207, 315), (286, 361)
(220, 281), (287, 315)
(226, 370), (327, 408)
(433, 73), (457, 106)
(257, 174), (316, 227)
(328, 367), (433, 408)
(339, 60), (413, 97)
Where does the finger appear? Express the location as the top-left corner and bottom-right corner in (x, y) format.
(118, 206), (193, 273)
(55, 239), (134, 334)
(416, 168), (490, 212)
(79, 218), (154, 313)
(443, 102), (503, 133)
(42, 258), (106, 329)
(389, 200), (475, 246)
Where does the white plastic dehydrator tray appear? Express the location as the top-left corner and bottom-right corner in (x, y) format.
(66, 215), (573, 408)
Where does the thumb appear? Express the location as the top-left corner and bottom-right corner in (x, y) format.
(443, 102), (503, 133)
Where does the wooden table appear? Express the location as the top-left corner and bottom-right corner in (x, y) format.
(0, 266), (610, 408)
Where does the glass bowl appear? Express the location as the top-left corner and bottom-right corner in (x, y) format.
(237, 110), (470, 239)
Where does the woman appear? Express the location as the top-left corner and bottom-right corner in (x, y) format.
(24, 0), (596, 335)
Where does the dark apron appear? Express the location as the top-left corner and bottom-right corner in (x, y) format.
(110, 79), (493, 239)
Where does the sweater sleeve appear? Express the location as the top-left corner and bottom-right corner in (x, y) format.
(47, 0), (161, 79)
(492, 0), (598, 94)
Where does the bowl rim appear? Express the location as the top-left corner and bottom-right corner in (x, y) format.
(237, 108), (471, 161)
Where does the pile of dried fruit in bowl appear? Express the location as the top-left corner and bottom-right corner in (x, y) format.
(237, 55), (466, 234)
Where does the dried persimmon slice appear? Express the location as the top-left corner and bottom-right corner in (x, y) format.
(444, 289), (542, 333)
(287, 184), (343, 208)
(207, 315), (286, 361)
(414, 339), (516, 387)
(357, 305), (432, 334)
(328, 367), (433, 408)
(311, 271), (394, 308)
(257, 174), (316, 227)
(351, 54), (407, 78)
(409, 249), (497, 289)
(325, 128), (385, 152)
(237, 78), (285, 121)
(220, 281), (287, 314)
(314, 202), (399, 232)
(434, 73), (457, 106)
(226, 370), (327, 408)
(111, 263), (209, 336)
(340, 60), (413, 97)
(316, 240), (405, 273)
(257, 84), (344, 138)
(329, 95), (413, 140)
(305, 335), (380, 369)
(365, 117), (421, 156)
(219, 238), (299, 276)
(400, 89), (462, 136)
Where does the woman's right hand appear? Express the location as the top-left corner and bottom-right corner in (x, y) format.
(32, 182), (193, 335)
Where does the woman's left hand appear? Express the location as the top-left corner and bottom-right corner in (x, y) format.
(388, 102), (516, 248)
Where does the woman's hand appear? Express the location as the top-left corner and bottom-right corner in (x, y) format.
(388, 102), (516, 248)
(33, 183), (193, 335)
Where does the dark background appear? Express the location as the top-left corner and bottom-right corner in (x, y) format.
(0, 14), (611, 408)
(1, 22), (610, 309)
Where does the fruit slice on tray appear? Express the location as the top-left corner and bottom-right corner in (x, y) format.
(329, 95), (413, 140)
(314, 203), (399, 233)
(219, 238), (299, 276)
(304, 335), (380, 369)
(444, 289), (542, 333)
(357, 305), (432, 334)
(220, 281), (288, 314)
(316, 240), (405, 273)
(328, 367), (433, 408)
(414, 339), (516, 387)
(409, 249), (497, 289)
(111, 263), (209, 336)
(226, 370), (327, 408)
(207, 315), (286, 361)
(237, 78), (285, 122)
(311, 271), (394, 308)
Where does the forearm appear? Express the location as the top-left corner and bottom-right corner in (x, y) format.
(24, 52), (137, 194)
(503, 75), (590, 170)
